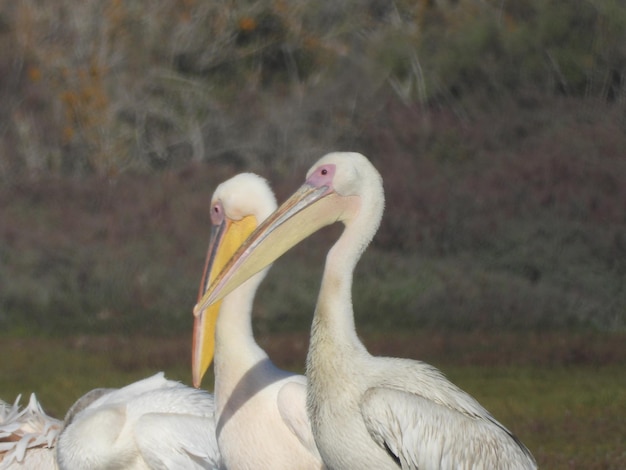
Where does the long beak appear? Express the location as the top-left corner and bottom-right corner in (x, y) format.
(194, 183), (353, 315)
(192, 213), (257, 388)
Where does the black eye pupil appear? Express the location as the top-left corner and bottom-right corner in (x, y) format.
(321, 168), (327, 175)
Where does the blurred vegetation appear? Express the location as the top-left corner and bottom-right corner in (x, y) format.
(2, 0), (626, 176)
(0, 0), (625, 336)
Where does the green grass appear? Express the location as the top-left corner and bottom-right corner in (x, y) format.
(0, 336), (199, 418)
(1, 334), (624, 468)
(444, 365), (626, 469)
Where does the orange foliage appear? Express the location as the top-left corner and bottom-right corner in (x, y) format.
(238, 16), (257, 32)
(27, 66), (41, 82)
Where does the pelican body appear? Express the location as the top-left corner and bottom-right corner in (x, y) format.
(196, 153), (537, 469)
(56, 373), (220, 470)
(192, 173), (323, 469)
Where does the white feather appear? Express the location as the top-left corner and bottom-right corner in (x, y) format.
(0, 394), (61, 469)
(56, 373), (220, 470)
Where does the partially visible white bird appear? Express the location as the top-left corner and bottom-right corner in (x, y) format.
(196, 152), (537, 469)
(0, 394), (61, 469)
(192, 173), (324, 469)
(56, 372), (220, 470)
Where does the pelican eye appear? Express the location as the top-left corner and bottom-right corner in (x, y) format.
(210, 201), (225, 224)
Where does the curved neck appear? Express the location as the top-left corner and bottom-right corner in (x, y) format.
(215, 281), (258, 353)
(308, 183), (383, 363)
(312, 230), (361, 350)
(214, 271), (269, 395)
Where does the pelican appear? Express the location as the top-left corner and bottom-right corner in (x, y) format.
(192, 173), (324, 469)
(195, 152), (538, 469)
(0, 394), (61, 469)
(56, 372), (220, 469)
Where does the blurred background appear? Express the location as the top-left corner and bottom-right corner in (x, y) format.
(1, 1), (625, 467)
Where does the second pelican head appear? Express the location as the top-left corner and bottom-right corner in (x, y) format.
(192, 173), (277, 388)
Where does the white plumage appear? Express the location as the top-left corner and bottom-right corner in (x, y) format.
(192, 173), (324, 469)
(0, 394), (61, 469)
(56, 372), (220, 469)
(196, 152), (537, 469)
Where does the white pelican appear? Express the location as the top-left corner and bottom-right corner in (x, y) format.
(195, 152), (538, 469)
(192, 173), (324, 469)
(0, 394), (61, 469)
(56, 372), (220, 469)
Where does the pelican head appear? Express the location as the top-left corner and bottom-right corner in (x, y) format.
(194, 152), (384, 316)
(192, 173), (277, 388)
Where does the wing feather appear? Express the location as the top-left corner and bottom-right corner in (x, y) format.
(277, 380), (322, 462)
(135, 413), (220, 469)
(361, 387), (536, 470)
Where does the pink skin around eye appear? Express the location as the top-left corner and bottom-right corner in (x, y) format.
(210, 200), (225, 225)
(306, 164), (336, 188)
